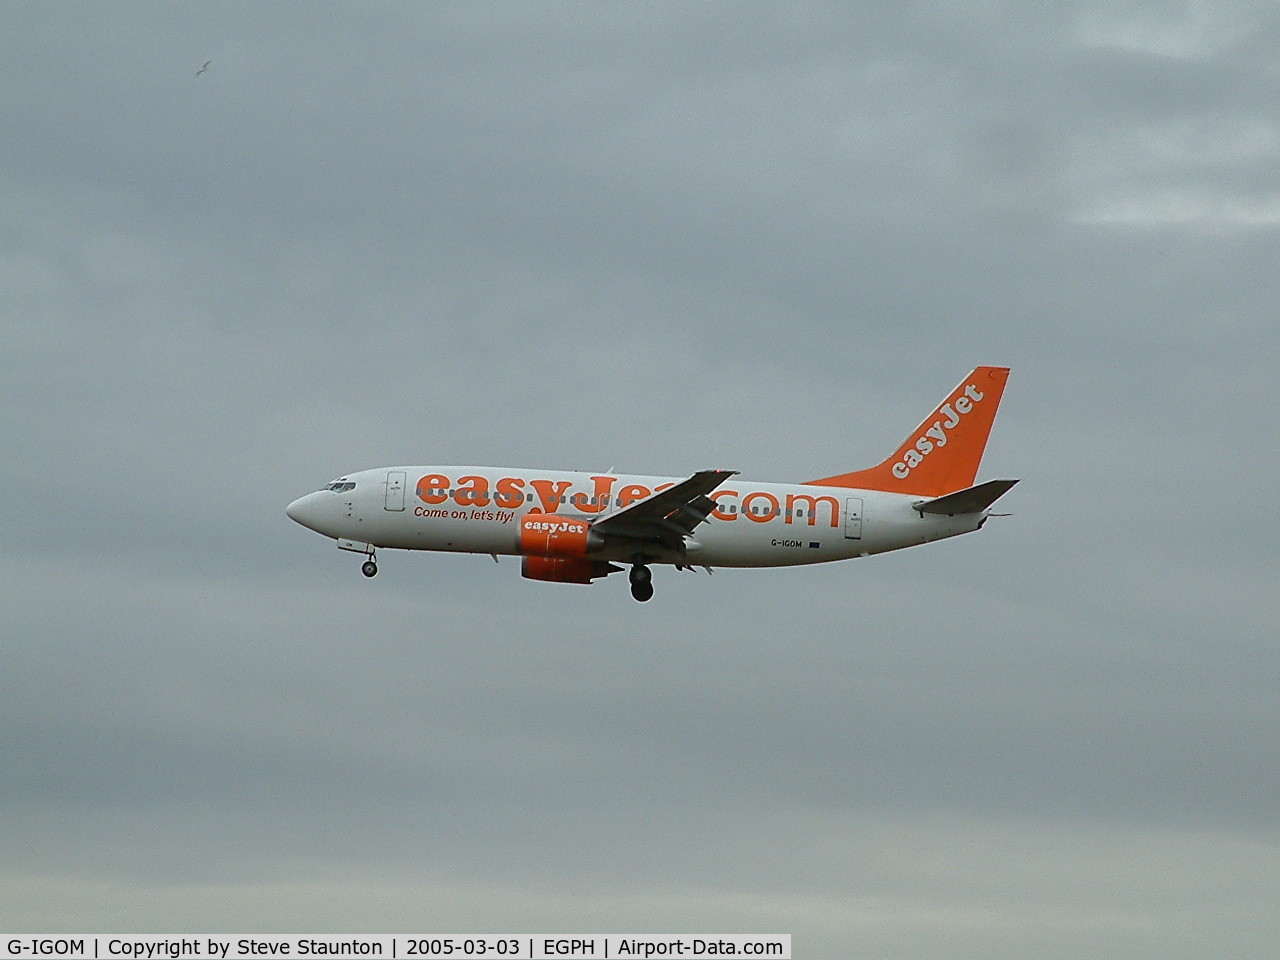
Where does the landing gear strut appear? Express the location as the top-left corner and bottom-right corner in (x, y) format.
(629, 561), (653, 602)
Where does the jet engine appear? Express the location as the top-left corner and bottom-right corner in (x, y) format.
(521, 555), (598, 583)
(518, 513), (603, 558)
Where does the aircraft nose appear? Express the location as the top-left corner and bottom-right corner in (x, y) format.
(286, 492), (329, 533)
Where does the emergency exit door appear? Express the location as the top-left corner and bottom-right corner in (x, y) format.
(844, 497), (863, 539)
(385, 471), (406, 511)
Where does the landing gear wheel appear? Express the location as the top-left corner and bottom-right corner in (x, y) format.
(629, 562), (653, 601)
(361, 560), (378, 578)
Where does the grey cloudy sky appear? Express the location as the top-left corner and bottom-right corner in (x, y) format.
(3, 2), (1278, 956)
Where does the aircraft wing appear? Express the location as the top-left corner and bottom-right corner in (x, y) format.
(592, 469), (738, 552)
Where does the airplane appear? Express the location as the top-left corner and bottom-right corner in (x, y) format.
(286, 366), (1017, 601)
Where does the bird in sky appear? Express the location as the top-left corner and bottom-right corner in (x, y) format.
(196, 61), (210, 77)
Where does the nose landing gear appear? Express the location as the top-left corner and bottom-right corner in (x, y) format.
(361, 555), (378, 577)
(629, 561), (653, 602)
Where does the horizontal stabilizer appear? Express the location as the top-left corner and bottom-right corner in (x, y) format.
(914, 478), (1019, 515)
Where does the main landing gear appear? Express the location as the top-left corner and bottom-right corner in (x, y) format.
(629, 561), (654, 602)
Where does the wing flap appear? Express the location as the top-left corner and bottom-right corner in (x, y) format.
(593, 470), (736, 549)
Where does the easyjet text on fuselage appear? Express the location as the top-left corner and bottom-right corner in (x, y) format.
(413, 472), (841, 527)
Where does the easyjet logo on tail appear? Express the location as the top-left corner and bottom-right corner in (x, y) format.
(892, 382), (984, 479)
(807, 366), (1010, 498)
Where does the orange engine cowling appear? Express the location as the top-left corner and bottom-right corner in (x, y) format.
(518, 513), (603, 558)
(521, 555), (598, 584)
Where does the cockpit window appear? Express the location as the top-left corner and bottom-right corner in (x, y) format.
(323, 481), (356, 493)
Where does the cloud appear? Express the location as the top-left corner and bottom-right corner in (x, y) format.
(2, 2), (1278, 955)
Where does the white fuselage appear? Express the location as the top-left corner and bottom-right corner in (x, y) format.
(286, 465), (987, 568)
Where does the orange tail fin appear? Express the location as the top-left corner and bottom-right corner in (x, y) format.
(808, 366), (1010, 497)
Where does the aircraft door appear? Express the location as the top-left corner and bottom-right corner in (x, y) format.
(385, 471), (406, 511)
(844, 497), (863, 540)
